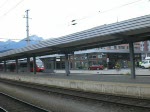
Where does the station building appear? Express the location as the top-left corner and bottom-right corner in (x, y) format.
(40, 45), (143, 72)
(0, 43), (148, 73)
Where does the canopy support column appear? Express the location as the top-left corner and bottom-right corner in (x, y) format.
(129, 42), (136, 79)
(27, 56), (30, 73)
(72, 52), (75, 69)
(4, 60), (6, 72)
(15, 58), (19, 73)
(86, 53), (89, 69)
(65, 53), (70, 76)
(51, 57), (55, 72)
(33, 55), (36, 74)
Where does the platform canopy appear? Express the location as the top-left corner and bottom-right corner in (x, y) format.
(0, 15), (150, 60)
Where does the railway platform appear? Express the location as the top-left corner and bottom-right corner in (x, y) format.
(0, 69), (150, 100)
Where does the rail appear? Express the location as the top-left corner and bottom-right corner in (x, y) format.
(0, 92), (50, 112)
(1, 78), (150, 112)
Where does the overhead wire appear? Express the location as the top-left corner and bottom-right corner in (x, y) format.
(0, 0), (147, 43)
(3, 0), (25, 16)
(100, 0), (144, 14)
(0, 0), (25, 43)
(74, 0), (145, 22)
(0, 0), (10, 10)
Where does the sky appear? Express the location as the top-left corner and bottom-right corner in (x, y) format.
(0, 0), (150, 41)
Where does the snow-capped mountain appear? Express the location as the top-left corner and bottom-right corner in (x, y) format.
(0, 35), (43, 53)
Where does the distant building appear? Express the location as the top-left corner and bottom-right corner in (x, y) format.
(102, 42), (141, 51)
(40, 43), (143, 71)
(140, 40), (150, 60)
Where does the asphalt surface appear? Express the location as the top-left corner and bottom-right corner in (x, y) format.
(0, 68), (150, 84)
(36, 72), (150, 84)
(1, 70), (150, 84)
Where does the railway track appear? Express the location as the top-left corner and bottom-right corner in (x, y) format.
(0, 107), (7, 112)
(1, 78), (150, 112)
(0, 92), (49, 112)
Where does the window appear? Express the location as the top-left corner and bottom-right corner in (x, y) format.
(20, 63), (27, 67)
(92, 55), (96, 58)
(142, 60), (148, 64)
(118, 46), (125, 49)
(110, 46), (114, 49)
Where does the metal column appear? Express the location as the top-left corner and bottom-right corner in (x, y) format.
(4, 60), (6, 72)
(60, 57), (62, 69)
(129, 42), (136, 79)
(68, 55), (71, 70)
(27, 56), (30, 73)
(15, 59), (19, 73)
(86, 53), (89, 69)
(72, 52), (75, 69)
(33, 55), (36, 74)
(65, 53), (70, 76)
(53, 57), (55, 71)
(49, 57), (55, 73)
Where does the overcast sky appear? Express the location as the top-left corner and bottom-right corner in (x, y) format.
(0, 0), (150, 41)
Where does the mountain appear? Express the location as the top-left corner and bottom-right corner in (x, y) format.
(0, 35), (43, 53)
(21, 35), (43, 41)
(15, 35), (43, 48)
(0, 40), (17, 52)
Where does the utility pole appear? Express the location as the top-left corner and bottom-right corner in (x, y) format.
(24, 10), (30, 46)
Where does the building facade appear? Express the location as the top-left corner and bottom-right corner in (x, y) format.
(40, 47), (142, 71)
(140, 41), (150, 60)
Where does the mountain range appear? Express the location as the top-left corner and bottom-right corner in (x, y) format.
(0, 35), (43, 53)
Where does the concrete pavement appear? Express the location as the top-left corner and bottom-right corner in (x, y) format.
(54, 68), (150, 75)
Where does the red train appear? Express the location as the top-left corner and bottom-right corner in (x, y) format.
(0, 59), (44, 72)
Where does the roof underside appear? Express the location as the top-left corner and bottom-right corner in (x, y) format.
(0, 15), (150, 60)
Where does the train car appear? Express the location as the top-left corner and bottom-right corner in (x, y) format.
(0, 61), (16, 72)
(19, 60), (44, 72)
(0, 63), (3, 71)
(0, 59), (44, 72)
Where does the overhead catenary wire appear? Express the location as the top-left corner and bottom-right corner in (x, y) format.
(2, 0), (24, 16)
(73, 0), (145, 22)
(0, 0), (10, 11)
(100, 0), (144, 14)
(0, 0), (148, 42)
(0, 0), (25, 43)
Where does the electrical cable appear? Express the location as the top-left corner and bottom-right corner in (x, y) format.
(3, 0), (24, 16)
(74, 0), (145, 21)
(101, 0), (144, 14)
(0, 0), (10, 10)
